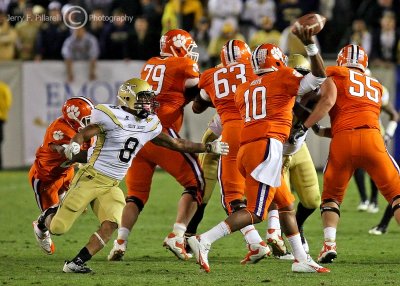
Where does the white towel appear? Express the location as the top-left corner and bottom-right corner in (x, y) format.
(250, 138), (283, 187)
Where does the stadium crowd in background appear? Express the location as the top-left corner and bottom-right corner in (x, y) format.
(0, 0), (400, 70)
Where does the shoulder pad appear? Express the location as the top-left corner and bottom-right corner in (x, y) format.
(326, 66), (348, 77)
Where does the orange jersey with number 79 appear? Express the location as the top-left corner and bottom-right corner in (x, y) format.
(327, 66), (383, 135)
(140, 56), (199, 131)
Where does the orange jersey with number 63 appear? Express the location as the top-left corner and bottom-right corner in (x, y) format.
(235, 67), (303, 145)
(199, 60), (257, 124)
(140, 56), (199, 131)
(327, 66), (383, 135)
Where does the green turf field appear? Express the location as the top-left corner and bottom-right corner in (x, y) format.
(0, 169), (398, 286)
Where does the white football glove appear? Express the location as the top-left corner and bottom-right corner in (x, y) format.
(384, 120), (398, 145)
(205, 140), (229, 155)
(63, 142), (81, 160)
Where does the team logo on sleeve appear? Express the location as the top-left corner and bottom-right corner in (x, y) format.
(53, 130), (64, 140)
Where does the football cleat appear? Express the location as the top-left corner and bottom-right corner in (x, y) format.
(266, 229), (287, 257)
(368, 225), (387, 235)
(187, 236), (211, 273)
(317, 241), (337, 263)
(292, 255), (330, 273)
(163, 232), (191, 260)
(240, 241), (271, 264)
(367, 203), (379, 214)
(107, 239), (127, 261)
(278, 252), (295, 260)
(63, 260), (92, 273)
(357, 200), (369, 211)
(32, 221), (55, 255)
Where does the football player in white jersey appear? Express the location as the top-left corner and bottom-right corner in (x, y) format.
(32, 78), (229, 273)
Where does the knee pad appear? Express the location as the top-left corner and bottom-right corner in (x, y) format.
(126, 196), (144, 212)
(320, 199), (341, 217)
(391, 195), (400, 214)
(229, 199), (247, 213)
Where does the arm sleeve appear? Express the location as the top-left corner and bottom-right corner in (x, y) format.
(90, 107), (108, 132)
(184, 60), (200, 88)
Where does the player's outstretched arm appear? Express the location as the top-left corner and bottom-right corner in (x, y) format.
(151, 132), (229, 155)
(292, 26), (325, 78)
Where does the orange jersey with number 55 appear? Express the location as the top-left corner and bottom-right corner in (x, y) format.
(235, 67), (303, 145)
(327, 66), (383, 135)
(140, 56), (199, 131)
(199, 60), (257, 124)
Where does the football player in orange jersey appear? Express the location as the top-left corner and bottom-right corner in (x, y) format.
(192, 39), (271, 264)
(188, 26), (330, 273)
(108, 29), (209, 261)
(30, 96), (94, 255)
(301, 44), (400, 264)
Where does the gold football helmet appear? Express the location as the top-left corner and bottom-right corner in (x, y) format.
(287, 54), (311, 75)
(117, 78), (158, 119)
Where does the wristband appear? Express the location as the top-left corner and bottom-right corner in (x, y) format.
(385, 120), (398, 137)
(205, 143), (212, 153)
(305, 44), (318, 56)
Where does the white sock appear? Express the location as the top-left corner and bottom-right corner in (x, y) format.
(287, 233), (307, 261)
(117, 227), (130, 242)
(268, 210), (281, 230)
(173, 223), (186, 237)
(323, 227), (336, 242)
(240, 225), (263, 244)
(201, 221), (231, 244)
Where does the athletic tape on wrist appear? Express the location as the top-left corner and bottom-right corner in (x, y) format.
(305, 44), (318, 56)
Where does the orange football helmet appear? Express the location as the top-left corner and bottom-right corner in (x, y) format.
(336, 44), (368, 72)
(251, 43), (287, 75)
(160, 29), (199, 62)
(220, 39), (252, 66)
(62, 97), (94, 131)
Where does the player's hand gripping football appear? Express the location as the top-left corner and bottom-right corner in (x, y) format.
(205, 140), (229, 155)
(63, 142), (81, 160)
(292, 25), (314, 46)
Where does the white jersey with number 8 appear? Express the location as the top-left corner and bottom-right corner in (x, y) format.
(87, 104), (162, 180)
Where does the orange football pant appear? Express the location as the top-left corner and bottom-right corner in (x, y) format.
(219, 120), (245, 213)
(323, 129), (400, 204)
(28, 165), (74, 211)
(126, 128), (204, 205)
(237, 139), (295, 220)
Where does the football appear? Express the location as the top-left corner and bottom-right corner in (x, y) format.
(292, 13), (327, 35)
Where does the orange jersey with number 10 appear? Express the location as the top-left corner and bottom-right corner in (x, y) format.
(140, 56), (199, 132)
(235, 67), (303, 145)
(199, 60), (257, 124)
(327, 66), (383, 135)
